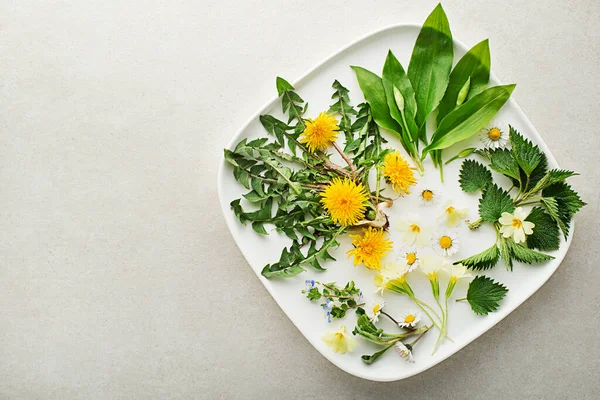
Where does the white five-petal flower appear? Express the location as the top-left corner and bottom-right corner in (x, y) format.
(498, 207), (535, 243)
(396, 213), (431, 246)
(397, 311), (421, 329)
(438, 201), (469, 227)
(479, 123), (509, 149)
(321, 326), (357, 354)
(432, 231), (461, 257)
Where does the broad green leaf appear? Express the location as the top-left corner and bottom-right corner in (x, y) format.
(478, 184), (515, 222)
(456, 244), (499, 270)
(465, 275), (508, 315)
(436, 39), (491, 124)
(423, 84), (516, 154)
(508, 240), (554, 264)
(525, 207), (560, 251)
(459, 159), (492, 192)
(352, 66), (403, 134)
(490, 148), (521, 181)
(528, 169), (578, 194)
(408, 3), (454, 129)
(509, 126), (542, 176)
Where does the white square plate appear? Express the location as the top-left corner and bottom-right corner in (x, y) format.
(217, 24), (572, 381)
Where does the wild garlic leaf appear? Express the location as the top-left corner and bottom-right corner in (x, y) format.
(508, 240), (555, 264)
(455, 244), (499, 270)
(459, 159), (493, 192)
(408, 3), (453, 129)
(509, 126), (543, 176)
(490, 148), (521, 182)
(466, 275), (508, 315)
(478, 184), (515, 222)
(423, 84), (516, 154)
(437, 39), (491, 124)
(382, 51), (417, 120)
(525, 207), (560, 251)
(352, 66), (403, 135)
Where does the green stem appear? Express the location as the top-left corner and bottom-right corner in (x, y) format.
(380, 310), (400, 326)
(455, 297), (467, 302)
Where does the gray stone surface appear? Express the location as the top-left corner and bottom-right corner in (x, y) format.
(1, 0), (599, 398)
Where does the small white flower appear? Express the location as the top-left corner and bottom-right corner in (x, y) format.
(438, 201), (469, 228)
(432, 231), (461, 257)
(397, 311), (421, 329)
(394, 341), (414, 362)
(479, 123), (509, 149)
(396, 213), (431, 246)
(498, 207), (535, 243)
(449, 263), (472, 283)
(415, 184), (440, 207)
(396, 247), (420, 273)
(419, 255), (449, 280)
(367, 300), (385, 323)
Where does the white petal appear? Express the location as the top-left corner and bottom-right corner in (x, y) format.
(498, 213), (514, 225)
(500, 225), (514, 237)
(513, 228), (526, 243)
(523, 221), (535, 235)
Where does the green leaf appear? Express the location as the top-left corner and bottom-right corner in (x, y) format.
(261, 263), (305, 278)
(436, 39), (491, 124)
(408, 3), (454, 128)
(423, 84), (516, 154)
(252, 222), (268, 235)
(382, 51), (417, 120)
(328, 80), (357, 146)
(490, 148), (521, 182)
(466, 275), (509, 315)
(455, 244), (499, 270)
(361, 344), (395, 365)
(541, 197), (569, 240)
(459, 159), (493, 193)
(352, 66), (403, 134)
(306, 287), (321, 300)
(528, 169), (578, 194)
(478, 184), (515, 222)
(498, 236), (513, 271)
(542, 182), (586, 238)
(276, 76), (294, 96)
(509, 126), (542, 176)
(525, 207), (560, 251)
(508, 240), (554, 264)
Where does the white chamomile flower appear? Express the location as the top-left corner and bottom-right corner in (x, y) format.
(397, 311), (421, 329)
(396, 213), (431, 246)
(415, 184), (440, 207)
(367, 300), (385, 323)
(397, 247), (420, 273)
(438, 201), (469, 227)
(419, 255), (450, 280)
(449, 263), (472, 283)
(393, 341), (414, 362)
(498, 207), (535, 243)
(479, 123), (509, 149)
(432, 231), (460, 257)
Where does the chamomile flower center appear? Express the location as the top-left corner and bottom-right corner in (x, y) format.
(488, 127), (501, 141)
(373, 304), (382, 314)
(439, 235), (453, 249)
(406, 252), (417, 265)
(410, 224), (421, 233)
(422, 190), (434, 200)
(512, 218), (523, 229)
(404, 314), (416, 323)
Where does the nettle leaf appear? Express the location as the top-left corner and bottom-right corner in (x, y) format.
(455, 244), (499, 270)
(498, 236), (513, 271)
(490, 148), (521, 182)
(525, 207), (560, 251)
(466, 275), (509, 315)
(408, 3), (454, 129)
(509, 126), (542, 176)
(459, 159), (493, 193)
(508, 240), (554, 264)
(542, 182), (586, 238)
(437, 38), (491, 124)
(525, 152), (548, 191)
(529, 169), (578, 194)
(478, 184), (515, 222)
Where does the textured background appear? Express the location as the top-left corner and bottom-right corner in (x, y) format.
(1, 0), (599, 398)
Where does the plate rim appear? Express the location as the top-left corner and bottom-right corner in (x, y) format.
(216, 23), (574, 381)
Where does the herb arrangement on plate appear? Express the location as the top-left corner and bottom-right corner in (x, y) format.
(222, 3), (584, 365)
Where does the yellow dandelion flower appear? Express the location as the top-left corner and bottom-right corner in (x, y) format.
(347, 227), (393, 271)
(320, 178), (369, 226)
(299, 112), (339, 152)
(381, 152), (417, 195)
